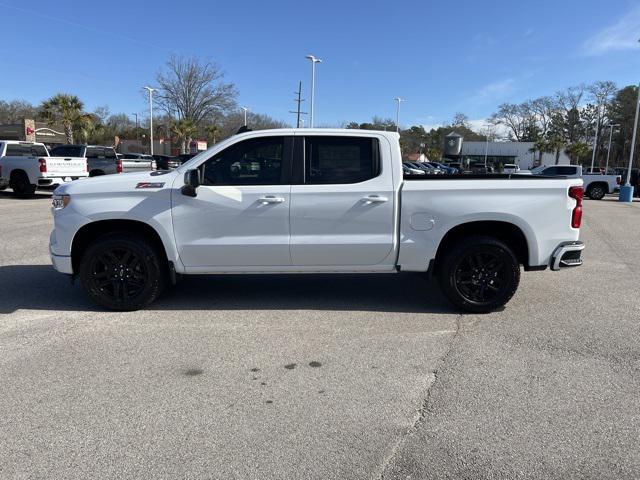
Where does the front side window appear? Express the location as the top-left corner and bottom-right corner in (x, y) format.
(202, 137), (285, 186)
(304, 136), (379, 184)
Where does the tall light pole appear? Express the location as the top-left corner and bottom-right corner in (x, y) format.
(483, 124), (492, 167)
(394, 97), (404, 132)
(620, 82), (640, 202)
(131, 113), (139, 142)
(240, 106), (249, 126)
(305, 55), (322, 127)
(605, 123), (620, 174)
(589, 102), (602, 174)
(143, 86), (156, 156)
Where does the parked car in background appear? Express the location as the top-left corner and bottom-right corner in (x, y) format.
(402, 163), (426, 175)
(51, 129), (585, 313)
(119, 153), (156, 172)
(49, 145), (122, 177)
(406, 162), (442, 174)
(503, 164), (520, 174)
(152, 154), (181, 170)
(430, 161), (458, 174)
(176, 153), (196, 164)
(531, 165), (620, 200)
(0, 141), (88, 197)
(470, 163), (495, 174)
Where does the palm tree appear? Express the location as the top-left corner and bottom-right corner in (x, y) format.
(547, 136), (566, 165)
(205, 124), (220, 144)
(170, 119), (197, 154)
(40, 94), (90, 144)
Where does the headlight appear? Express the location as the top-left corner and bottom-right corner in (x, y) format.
(52, 194), (71, 209)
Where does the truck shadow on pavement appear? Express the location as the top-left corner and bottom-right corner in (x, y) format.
(0, 265), (456, 315)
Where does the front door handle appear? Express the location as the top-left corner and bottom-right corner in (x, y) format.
(363, 195), (388, 204)
(259, 195), (285, 204)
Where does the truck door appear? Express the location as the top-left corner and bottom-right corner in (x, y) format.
(172, 135), (293, 268)
(289, 134), (396, 266)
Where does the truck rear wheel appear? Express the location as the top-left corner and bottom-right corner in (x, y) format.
(587, 184), (606, 200)
(438, 235), (520, 313)
(79, 233), (165, 311)
(10, 172), (36, 198)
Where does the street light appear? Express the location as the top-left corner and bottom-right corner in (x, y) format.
(305, 55), (322, 127)
(484, 124), (492, 167)
(131, 113), (139, 142)
(143, 86), (156, 156)
(240, 106), (249, 126)
(394, 97), (404, 133)
(604, 123), (620, 174)
(620, 82), (640, 202)
(589, 102), (603, 174)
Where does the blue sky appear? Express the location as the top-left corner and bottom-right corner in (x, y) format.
(1, 0), (640, 131)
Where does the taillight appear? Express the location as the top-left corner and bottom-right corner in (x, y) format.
(116, 159), (123, 174)
(38, 158), (47, 173)
(569, 186), (583, 229)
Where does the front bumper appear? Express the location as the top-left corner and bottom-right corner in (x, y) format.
(550, 241), (585, 271)
(50, 251), (73, 274)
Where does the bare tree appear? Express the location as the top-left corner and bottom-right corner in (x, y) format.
(0, 100), (38, 124)
(490, 103), (530, 141)
(554, 85), (585, 143)
(529, 96), (555, 137)
(155, 55), (238, 125)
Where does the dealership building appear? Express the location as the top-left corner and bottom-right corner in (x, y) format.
(460, 141), (570, 169)
(444, 132), (571, 170)
(0, 119), (67, 145)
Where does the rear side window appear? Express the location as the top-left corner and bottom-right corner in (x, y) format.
(304, 136), (379, 184)
(50, 145), (83, 157)
(556, 166), (576, 175)
(5, 144), (47, 156)
(86, 147), (105, 158)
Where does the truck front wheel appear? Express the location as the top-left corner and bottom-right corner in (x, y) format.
(438, 235), (520, 313)
(79, 233), (165, 311)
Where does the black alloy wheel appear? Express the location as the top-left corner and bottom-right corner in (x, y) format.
(438, 235), (520, 313)
(79, 233), (165, 310)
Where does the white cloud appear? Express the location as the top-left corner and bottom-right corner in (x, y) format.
(583, 6), (640, 56)
(467, 78), (517, 106)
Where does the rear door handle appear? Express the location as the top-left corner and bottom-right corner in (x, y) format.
(363, 195), (388, 204)
(259, 195), (285, 204)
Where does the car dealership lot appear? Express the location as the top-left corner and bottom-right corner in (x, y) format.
(1, 192), (639, 479)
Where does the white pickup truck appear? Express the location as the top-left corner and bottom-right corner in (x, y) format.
(50, 129), (585, 313)
(530, 165), (620, 200)
(0, 141), (88, 197)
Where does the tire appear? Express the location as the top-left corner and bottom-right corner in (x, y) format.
(10, 172), (36, 198)
(89, 170), (105, 177)
(79, 233), (166, 311)
(587, 184), (606, 200)
(437, 235), (520, 313)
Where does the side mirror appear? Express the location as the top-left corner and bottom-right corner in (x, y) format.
(181, 169), (201, 197)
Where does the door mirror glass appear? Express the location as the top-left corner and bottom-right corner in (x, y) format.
(181, 169), (201, 197)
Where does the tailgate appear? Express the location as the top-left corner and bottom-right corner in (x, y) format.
(45, 156), (87, 175)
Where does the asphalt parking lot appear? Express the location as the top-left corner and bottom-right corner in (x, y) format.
(1, 191), (639, 479)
